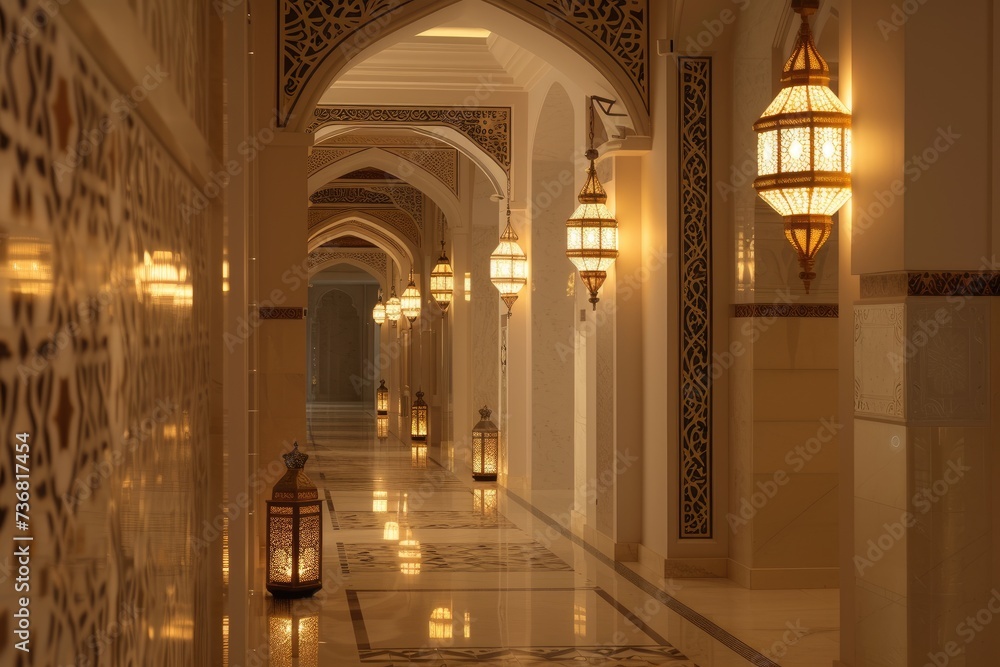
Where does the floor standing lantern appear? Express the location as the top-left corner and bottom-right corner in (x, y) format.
(410, 389), (428, 441)
(376, 379), (389, 439)
(266, 442), (322, 598)
(753, 0), (852, 293)
(472, 406), (499, 482)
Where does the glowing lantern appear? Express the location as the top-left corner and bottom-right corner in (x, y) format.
(753, 0), (852, 293)
(410, 390), (428, 442)
(372, 290), (386, 325)
(490, 180), (528, 315)
(266, 443), (322, 598)
(472, 406), (499, 481)
(430, 240), (454, 313)
(400, 270), (421, 323)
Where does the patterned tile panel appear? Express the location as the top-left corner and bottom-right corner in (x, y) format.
(0, 2), (214, 664)
(356, 646), (692, 664)
(678, 56), (713, 539)
(860, 271), (1000, 298)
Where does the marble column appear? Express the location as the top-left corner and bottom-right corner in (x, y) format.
(849, 1), (1000, 664)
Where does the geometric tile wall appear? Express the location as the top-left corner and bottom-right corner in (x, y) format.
(0, 2), (213, 664)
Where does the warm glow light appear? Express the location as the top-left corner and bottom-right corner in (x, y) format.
(137, 250), (193, 307)
(412, 444), (427, 468)
(574, 604), (587, 637)
(383, 521), (399, 541)
(410, 390), (428, 441)
(372, 290), (386, 325)
(753, 3), (852, 293)
(430, 242), (454, 313)
(490, 222), (528, 315)
(377, 414), (389, 439)
(567, 150), (618, 310)
(222, 259), (230, 293)
(373, 490), (388, 513)
(429, 607), (454, 640)
(473, 488), (497, 515)
(398, 538), (422, 575)
(417, 27), (491, 39)
(464, 272), (471, 301)
(3, 235), (53, 296)
(266, 442), (323, 597)
(464, 611), (471, 639)
(385, 284), (402, 323)
(376, 380), (389, 413)
(400, 271), (421, 323)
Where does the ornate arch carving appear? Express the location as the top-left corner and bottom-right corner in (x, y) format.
(278, 0), (648, 132)
(307, 105), (511, 171)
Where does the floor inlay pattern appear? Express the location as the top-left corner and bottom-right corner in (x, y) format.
(356, 646), (694, 664)
(297, 403), (707, 666)
(343, 542), (573, 572)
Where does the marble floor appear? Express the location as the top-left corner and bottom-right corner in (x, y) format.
(262, 404), (839, 666)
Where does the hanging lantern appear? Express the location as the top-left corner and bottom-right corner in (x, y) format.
(400, 270), (421, 323)
(490, 180), (528, 315)
(385, 284), (402, 324)
(753, 0), (851, 293)
(472, 406), (499, 482)
(372, 290), (386, 325)
(268, 600), (319, 667)
(567, 98), (619, 310)
(266, 442), (322, 598)
(430, 240), (454, 313)
(410, 390), (428, 441)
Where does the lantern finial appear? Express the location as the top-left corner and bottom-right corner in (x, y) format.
(283, 441), (308, 470)
(479, 405), (492, 421)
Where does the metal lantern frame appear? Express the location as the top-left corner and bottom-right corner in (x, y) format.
(753, 0), (852, 293)
(376, 379), (389, 439)
(410, 389), (428, 441)
(490, 176), (528, 316)
(430, 239), (454, 314)
(400, 269), (422, 323)
(567, 96), (620, 310)
(266, 442), (323, 598)
(372, 289), (386, 325)
(472, 405), (499, 482)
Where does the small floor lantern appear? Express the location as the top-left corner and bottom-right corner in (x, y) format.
(266, 442), (322, 598)
(410, 390), (428, 441)
(376, 379), (389, 438)
(472, 406), (499, 481)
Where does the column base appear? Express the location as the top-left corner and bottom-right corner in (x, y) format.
(727, 559), (838, 589)
(637, 543), (727, 578)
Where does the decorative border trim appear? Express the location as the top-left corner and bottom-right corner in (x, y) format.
(258, 307), (305, 320)
(861, 271), (1000, 298)
(307, 105), (511, 170)
(733, 304), (839, 318)
(678, 57), (713, 540)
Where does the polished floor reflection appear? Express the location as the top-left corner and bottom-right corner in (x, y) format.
(272, 404), (838, 666)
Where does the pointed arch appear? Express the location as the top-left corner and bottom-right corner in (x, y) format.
(280, 0), (649, 136)
(309, 147), (465, 230)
